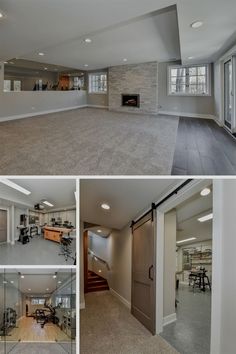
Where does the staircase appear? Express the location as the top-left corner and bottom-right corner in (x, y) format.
(87, 270), (109, 292)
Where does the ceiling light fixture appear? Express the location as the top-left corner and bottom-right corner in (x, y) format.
(21, 275), (24, 279)
(123, 58), (128, 62)
(46, 288), (49, 291)
(0, 12), (3, 18)
(188, 56), (194, 60)
(200, 188), (211, 197)
(10, 281), (14, 284)
(43, 200), (54, 207)
(44, 67), (48, 70)
(101, 203), (110, 210)
(3, 281), (8, 284)
(28, 288), (31, 291)
(0, 178), (31, 195)
(198, 213), (213, 222)
(84, 38), (92, 43)
(191, 21), (203, 29)
(53, 275), (57, 279)
(58, 281), (62, 284)
(84, 64), (89, 67)
(97, 229), (102, 233)
(176, 237), (196, 244)
(38, 52), (45, 56)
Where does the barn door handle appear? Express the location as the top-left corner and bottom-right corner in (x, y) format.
(148, 265), (154, 281)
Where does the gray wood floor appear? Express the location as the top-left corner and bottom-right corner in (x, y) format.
(172, 117), (236, 175)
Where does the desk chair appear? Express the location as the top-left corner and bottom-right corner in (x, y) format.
(59, 235), (75, 262)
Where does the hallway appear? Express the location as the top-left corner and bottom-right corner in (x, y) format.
(80, 291), (179, 354)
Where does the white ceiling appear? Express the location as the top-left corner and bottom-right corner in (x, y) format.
(1, 0), (235, 69)
(0, 179), (76, 210)
(80, 179), (180, 230)
(176, 186), (212, 244)
(3, 269), (75, 295)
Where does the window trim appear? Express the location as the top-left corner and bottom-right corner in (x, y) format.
(167, 64), (211, 97)
(88, 72), (107, 95)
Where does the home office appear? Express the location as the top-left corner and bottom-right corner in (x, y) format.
(0, 178), (76, 265)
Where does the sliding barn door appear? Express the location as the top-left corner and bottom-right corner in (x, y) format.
(0, 209), (7, 243)
(131, 211), (156, 334)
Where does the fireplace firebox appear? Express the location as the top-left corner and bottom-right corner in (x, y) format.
(122, 94), (140, 108)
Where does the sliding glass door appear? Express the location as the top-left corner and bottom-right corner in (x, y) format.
(224, 58), (233, 130)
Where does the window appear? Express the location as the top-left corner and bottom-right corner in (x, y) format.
(55, 296), (71, 308)
(89, 73), (107, 94)
(168, 64), (210, 96)
(13, 80), (21, 91)
(4, 80), (11, 92)
(31, 298), (45, 305)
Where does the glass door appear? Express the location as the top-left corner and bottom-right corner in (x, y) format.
(224, 59), (233, 130)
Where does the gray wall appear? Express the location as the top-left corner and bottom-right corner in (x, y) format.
(0, 90), (87, 121)
(108, 62), (158, 114)
(158, 61), (215, 116)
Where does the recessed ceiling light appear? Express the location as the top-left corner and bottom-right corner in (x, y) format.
(176, 237), (196, 244)
(191, 21), (203, 29)
(101, 203), (110, 210)
(3, 281), (8, 284)
(28, 288), (31, 291)
(84, 64), (89, 67)
(4, 61), (8, 64)
(0, 13), (3, 18)
(0, 178), (31, 195)
(46, 288), (49, 291)
(44, 67), (48, 70)
(198, 213), (213, 222)
(43, 200), (54, 207)
(98, 270), (102, 273)
(123, 58), (128, 62)
(10, 281), (14, 284)
(38, 52), (45, 56)
(84, 38), (92, 43)
(200, 188), (211, 197)
(97, 229), (102, 233)
(188, 56), (194, 60)
(53, 275), (57, 279)
(21, 275), (25, 279)
(58, 281), (62, 284)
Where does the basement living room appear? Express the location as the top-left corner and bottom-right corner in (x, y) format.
(0, 0), (236, 176)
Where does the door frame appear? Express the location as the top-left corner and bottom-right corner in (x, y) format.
(83, 230), (89, 293)
(154, 179), (212, 334)
(0, 207), (10, 244)
(223, 56), (235, 133)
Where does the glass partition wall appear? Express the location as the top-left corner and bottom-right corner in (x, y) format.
(0, 269), (76, 354)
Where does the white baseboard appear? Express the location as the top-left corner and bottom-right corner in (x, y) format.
(163, 313), (177, 326)
(110, 288), (131, 309)
(87, 104), (108, 109)
(80, 301), (85, 309)
(159, 110), (215, 120)
(0, 104), (87, 123)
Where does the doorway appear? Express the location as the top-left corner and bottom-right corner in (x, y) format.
(0, 209), (7, 244)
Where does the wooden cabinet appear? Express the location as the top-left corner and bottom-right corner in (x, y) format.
(44, 228), (62, 243)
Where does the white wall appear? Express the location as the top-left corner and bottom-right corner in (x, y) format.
(163, 210), (176, 322)
(211, 180), (236, 354)
(44, 209), (76, 227)
(0, 90), (87, 121)
(80, 221), (85, 309)
(158, 61), (215, 118)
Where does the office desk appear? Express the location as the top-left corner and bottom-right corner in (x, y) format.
(44, 226), (74, 243)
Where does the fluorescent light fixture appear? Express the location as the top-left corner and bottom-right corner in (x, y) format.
(176, 237), (196, 244)
(84, 64), (89, 67)
(191, 21), (203, 29)
(97, 229), (102, 233)
(200, 188), (211, 196)
(101, 203), (110, 210)
(38, 52), (45, 56)
(3, 281), (7, 284)
(198, 213), (213, 222)
(4, 61), (8, 64)
(0, 178), (31, 195)
(43, 200), (54, 207)
(84, 38), (92, 43)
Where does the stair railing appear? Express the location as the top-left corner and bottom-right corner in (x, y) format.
(88, 248), (110, 271)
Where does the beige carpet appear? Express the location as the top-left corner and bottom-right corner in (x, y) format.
(80, 291), (179, 354)
(0, 108), (179, 175)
